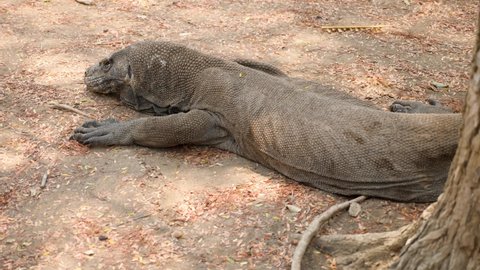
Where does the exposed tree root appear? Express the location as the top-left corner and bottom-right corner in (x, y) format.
(311, 202), (437, 270)
(291, 196), (367, 270)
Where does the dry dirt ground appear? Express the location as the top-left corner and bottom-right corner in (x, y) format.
(0, 0), (477, 269)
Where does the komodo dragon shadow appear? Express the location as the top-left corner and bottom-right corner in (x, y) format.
(72, 41), (461, 202)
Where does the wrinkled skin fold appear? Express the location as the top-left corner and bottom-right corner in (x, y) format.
(72, 41), (462, 202)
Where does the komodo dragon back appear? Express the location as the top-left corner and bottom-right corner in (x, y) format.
(75, 40), (462, 202)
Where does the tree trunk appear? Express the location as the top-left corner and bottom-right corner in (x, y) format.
(391, 7), (480, 270)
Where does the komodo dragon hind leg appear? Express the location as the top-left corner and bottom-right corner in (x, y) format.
(390, 99), (452, 114)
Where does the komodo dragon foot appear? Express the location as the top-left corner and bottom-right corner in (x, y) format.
(390, 99), (452, 114)
(70, 118), (135, 146)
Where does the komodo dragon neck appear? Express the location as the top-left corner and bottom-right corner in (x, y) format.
(127, 42), (234, 111)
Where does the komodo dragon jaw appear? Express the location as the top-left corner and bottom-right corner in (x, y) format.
(84, 49), (132, 94)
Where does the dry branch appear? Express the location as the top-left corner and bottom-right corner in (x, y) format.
(49, 102), (93, 118)
(321, 25), (388, 33)
(291, 195), (367, 270)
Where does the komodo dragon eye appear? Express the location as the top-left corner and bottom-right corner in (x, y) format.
(100, 58), (112, 71)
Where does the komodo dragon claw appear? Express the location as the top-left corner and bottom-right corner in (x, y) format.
(390, 100), (452, 114)
(71, 118), (133, 146)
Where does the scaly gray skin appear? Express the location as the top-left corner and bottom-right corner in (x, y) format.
(73, 41), (462, 202)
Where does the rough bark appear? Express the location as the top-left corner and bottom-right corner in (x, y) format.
(391, 7), (480, 270)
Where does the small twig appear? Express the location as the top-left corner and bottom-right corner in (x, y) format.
(49, 102), (93, 118)
(291, 195), (367, 270)
(321, 25), (388, 33)
(40, 171), (48, 189)
(90, 102), (124, 107)
(132, 213), (152, 221)
(115, 214), (152, 227)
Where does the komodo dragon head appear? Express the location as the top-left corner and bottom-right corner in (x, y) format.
(84, 48), (132, 94)
(84, 41), (202, 110)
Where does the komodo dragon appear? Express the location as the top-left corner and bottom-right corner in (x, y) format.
(72, 41), (461, 202)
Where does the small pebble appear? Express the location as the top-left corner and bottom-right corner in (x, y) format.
(348, 202), (362, 217)
(84, 250), (95, 256)
(172, 230), (183, 239)
(75, 0), (94, 5)
(286, 204), (301, 213)
(5, 239), (15, 244)
(98, 235), (108, 241)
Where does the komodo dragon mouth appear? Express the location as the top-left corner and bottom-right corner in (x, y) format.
(84, 75), (125, 94)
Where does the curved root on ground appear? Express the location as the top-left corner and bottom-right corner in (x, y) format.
(292, 199), (436, 270)
(291, 196), (367, 270)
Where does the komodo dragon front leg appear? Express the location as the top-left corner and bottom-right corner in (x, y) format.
(72, 110), (227, 147)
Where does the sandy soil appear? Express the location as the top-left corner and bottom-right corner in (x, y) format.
(0, 0), (477, 269)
